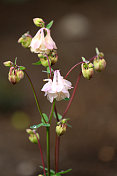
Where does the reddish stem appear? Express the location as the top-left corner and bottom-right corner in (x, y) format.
(46, 54), (52, 78)
(33, 131), (46, 176)
(62, 72), (82, 118)
(89, 55), (97, 62)
(65, 62), (83, 79)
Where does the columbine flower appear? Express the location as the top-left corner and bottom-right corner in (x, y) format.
(41, 70), (72, 103)
(30, 28), (57, 54)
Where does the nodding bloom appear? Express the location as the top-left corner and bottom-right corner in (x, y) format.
(30, 28), (57, 54)
(41, 70), (72, 103)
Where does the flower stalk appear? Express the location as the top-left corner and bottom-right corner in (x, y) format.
(24, 70), (46, 123)
(46, 127), (50, 176)
(55, 134), (60, 173)
(62, 72), (82, 118)
(33, 131), (46, 176)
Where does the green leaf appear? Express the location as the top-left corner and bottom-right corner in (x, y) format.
(64, 97), (70, 101)
(30, 122), (50, 129)
(53, 112), (62, 120)
(30, 123), (44, 129)
(32, 60), (41, 65)
(14, 57), (17, 65)
(57, 168), (72, 174)
(47, 66), (54, 74)
(46, 20), (54, 29)
(19, 66), (26, 70)
(42, 123), (50, 127)
(42, 113), (49, 123)
(40, 166), (55, 174)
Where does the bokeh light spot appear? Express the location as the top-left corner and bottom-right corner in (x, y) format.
(57, 13), (90, 40)
(98, 146), (115, 162)
(17, 161), (35, 176)
(11, 111), (30, 130)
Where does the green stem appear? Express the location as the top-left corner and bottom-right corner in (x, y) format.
(49, 99), (56, 124)
(46, 127), (50, 176)
(55, 134), (60, 173)
(24, 70), (46, 123)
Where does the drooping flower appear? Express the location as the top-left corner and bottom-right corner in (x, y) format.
(30, 28), (57, 54)
(41, 70), (72, 103)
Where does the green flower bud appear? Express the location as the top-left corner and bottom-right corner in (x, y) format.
(93, 58), (106, 72)
(81, 63), (94, 80)
(56, 124), (67, 136)
(29, 133), (39, 144)
(33, 18), (45, 27)
(49, 52), (58, 65)
(8, 73), (18, 84)
(40, 57), (51, 67)
(16, 70), (24, 80)
(26, 129), (34, 134)
(18, 32), (32, 48)
(3, 61), (13, 67)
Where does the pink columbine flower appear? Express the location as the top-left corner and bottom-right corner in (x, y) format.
(41, 70), (72, 103)
(30, 28), (57, 54)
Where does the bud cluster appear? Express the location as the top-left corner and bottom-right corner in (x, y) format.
(18, 18), (58, 68)
(38, 50), (58, 67)
(81, 48), (106, 80)
(3, 59), (24, 84)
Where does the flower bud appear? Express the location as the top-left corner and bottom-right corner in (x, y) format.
(18, 32), (32, 48)
(26, 129), (34, 134)
(16, 70), (24, 80)
(93, 58), (106, 72)
(8, 67), (24, 84)
(49, 51), (58, 65)
(56, 124), (67, 136)
(3, 61), (13, 67)
(40, 57), (51, 67)
(81, 63), (94, 80)
(33, 18), (45, 27)
(29, 133), (39, 144)
(8, 67), (19, 84)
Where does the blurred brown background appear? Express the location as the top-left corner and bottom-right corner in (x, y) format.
(0, 0), (116, 175)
